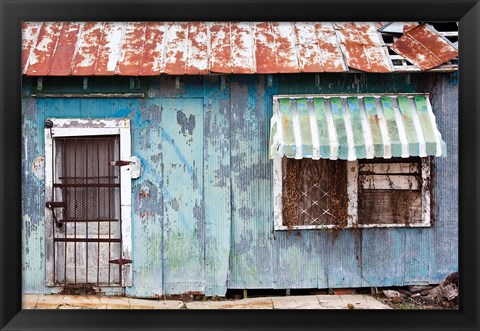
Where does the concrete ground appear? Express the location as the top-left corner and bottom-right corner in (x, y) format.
(23, 294), (391, 309)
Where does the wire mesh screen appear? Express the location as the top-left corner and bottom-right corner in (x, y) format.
(282, 158), (348, 228)
(52, 136), (123, 286)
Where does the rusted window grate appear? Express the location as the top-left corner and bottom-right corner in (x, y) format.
(281, 158), (348, 228)
(51, 136), (125, 287)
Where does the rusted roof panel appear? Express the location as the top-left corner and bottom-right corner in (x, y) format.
(209, 22), (233, 73)
(140, 22), (166, 75)
(230, 22), (255, 74)
(186, 22), (209, 75)
(25, 22), (63, 76)
(94, 22), (125, 76)
(164, 22), (189, 75)
(253, 22), (279, 73)
(390, 24), (458, 71)
(117, 22), (147, 76)
(49, 22), (82, 76)
(21, 22), (457, 76)
(21, 22), (42, 74)
(335, 22), (392, 73)
(71, 22), (103, 76)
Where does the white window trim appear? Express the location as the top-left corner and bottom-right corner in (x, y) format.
(273, 157), (431, 230)
(44, 118), (133, 286)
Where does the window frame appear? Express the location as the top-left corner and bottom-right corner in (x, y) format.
(44, 118), (133, 287)
(273, 156), (432, 230)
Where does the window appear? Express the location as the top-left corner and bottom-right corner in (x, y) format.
(273, 156), (432, 230)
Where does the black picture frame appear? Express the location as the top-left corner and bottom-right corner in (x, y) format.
(1, 0), (479, 330)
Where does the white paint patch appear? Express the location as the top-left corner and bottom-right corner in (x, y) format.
(31, 156), (45, 180)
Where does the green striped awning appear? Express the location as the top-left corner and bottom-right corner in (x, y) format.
(269, 95), (447, 160)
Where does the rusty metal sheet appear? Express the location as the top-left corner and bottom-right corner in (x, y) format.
(209, 22), (233, 73)
(390, 24), (458, 71)
(117, 22), (147, 76)
(229, 22), (255, 74)
(71, 22), (103, 76)
(49, 22), (82, 76)
(23, 21), (458, 76)
(186, 22), (209, 75)
(294, 22), (346, 72)
(25, 22), (63, 76)
(335, 22), (392, 73)
(95, 22), (126, 76)
(140, 22), (167, 76)
(254, 22), (280, 73)
(22, 22), (42, 74)
(270, 22), (300, 73)
(164, 22), (189, 75)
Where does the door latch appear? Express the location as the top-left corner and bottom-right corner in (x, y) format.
(46, 201), (66, 229)
(110, 156), (141, 179)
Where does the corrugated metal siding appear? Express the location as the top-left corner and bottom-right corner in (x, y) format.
(22, 73), (457, 297)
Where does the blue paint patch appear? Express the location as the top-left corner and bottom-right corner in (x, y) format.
(160, 129), (194, 175)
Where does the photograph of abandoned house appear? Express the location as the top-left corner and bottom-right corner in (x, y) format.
(21, 21), (459, 309)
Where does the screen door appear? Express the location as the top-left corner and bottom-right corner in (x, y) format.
(49, 135), (125, 287)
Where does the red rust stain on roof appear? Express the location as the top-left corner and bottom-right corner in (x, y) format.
(71, 22), (103, 76)
(271, 22), (299, 73)
(94, 22), (124, 76)
(22, 22), (457, 75)
(336, 22), (391, 73)
(391, 24), (458, 70)
(209, 22), (233, 73)
(22, 22), (41, 73)
(140, 22), (166, 76)
(25, 22), (63, 76)
(186, 22), (209, 75)
(229, 22), (255, 74)
(164, 22), (189, 75)
(117, 22), (147, 76)
(254, 22), (278, 73)
(49, 22), (82, 76)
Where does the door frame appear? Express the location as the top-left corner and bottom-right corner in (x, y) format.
(44, 118), (133, 287)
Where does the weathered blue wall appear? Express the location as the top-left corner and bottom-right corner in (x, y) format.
(22, 73), (458, 297)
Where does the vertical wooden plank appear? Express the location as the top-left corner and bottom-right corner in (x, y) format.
(203, 78), (231, 296)
(162, 98), (205, 294)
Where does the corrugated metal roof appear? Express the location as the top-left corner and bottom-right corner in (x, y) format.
(22, 22), (384, 76)
(390, 24), (458, 71)
(269, 95), (446, 160)
(22, 22), (458, 76)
